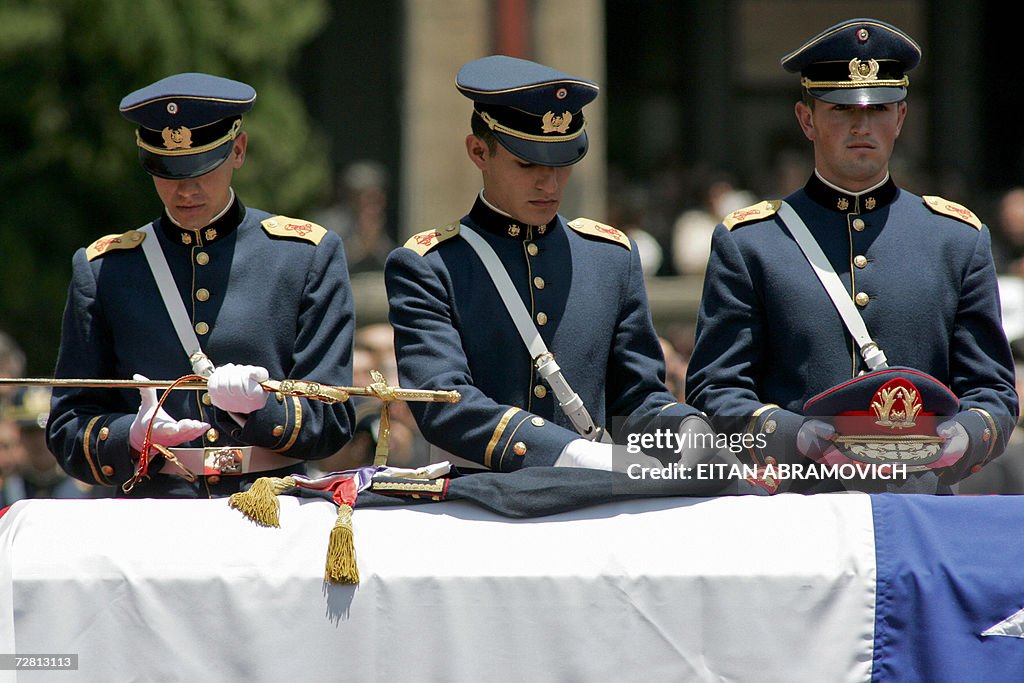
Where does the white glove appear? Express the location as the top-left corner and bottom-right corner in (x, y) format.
(931, 420), (969, 469)
(207, 363), (270, 414)
(554, 438), (663, 473)
(796, 419), (849, 466)
(129, 374), (210, 451)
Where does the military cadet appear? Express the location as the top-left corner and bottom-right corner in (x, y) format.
(385, 55), (710, 473)
(685, 19), (1018, 493)
(46, 73), (355, 498)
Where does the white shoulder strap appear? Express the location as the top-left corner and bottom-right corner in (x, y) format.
(139, 223), (215, 377)
(458, 224), (610, 442)
(776, 202), (888, 371)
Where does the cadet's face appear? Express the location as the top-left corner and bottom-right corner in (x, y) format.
(467, 136), (573, 225)
(152, 134), (247, 230)
(795, 100), (906, 192)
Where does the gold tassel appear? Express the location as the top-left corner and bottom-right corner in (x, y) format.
(324, 503), (359, 584)
(228, 476), (296, 527)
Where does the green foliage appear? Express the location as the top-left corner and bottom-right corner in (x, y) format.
(0, 0), (331, 374)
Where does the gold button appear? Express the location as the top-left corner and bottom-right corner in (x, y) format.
(207, 475), (221, 486)
(101, 465), (114, 477)
(536, 312), (548, 326)
(196, 252), (210, 265)
(852, 218), (866, 232)
(196, 288), (210, 302)
(98, 427), (110, 441)
(195, 322), (209, 335)
(206, 428), (219, 443)
(272, 425), (285, 437)
(531, 417), (545, 427)
(513, 441), (527, 456)
(534, 385), (547, 399)
(853, 255), (868, 269)
(855, 292), (870, 307)
(533, 276), (545, 290)
(527, 243), (539, 256)
(764, 420), (777, 434)
(202, 392), (212, 406)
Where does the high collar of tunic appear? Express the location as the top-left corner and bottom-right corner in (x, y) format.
(158, 194), (246, 248)
(469, 192), (559, 241)
(804, 172), (898, 214)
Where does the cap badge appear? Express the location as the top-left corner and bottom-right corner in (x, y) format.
(857, 28), (870, 43)
(541, 111), (572, 134)
(161, 126), (193, 150)
(871, 379), (922, 429)
(555, 87), (568, 100)
(848, 58), (880, 82)
(167, 102), (179, 115)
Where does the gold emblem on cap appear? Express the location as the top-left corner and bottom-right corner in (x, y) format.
(161, 126), (193, 150)
(872, 385), (922, 429)
(541, 111), (572, 134)
(848, 58), (880, 83)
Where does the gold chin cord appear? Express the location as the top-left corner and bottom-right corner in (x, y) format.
(2, 369), (461, 492)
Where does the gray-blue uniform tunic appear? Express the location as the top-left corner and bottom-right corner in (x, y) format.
(46, 198), (356, 498)
(384, 195), (702, 471)
(685, 174), (1018, 492)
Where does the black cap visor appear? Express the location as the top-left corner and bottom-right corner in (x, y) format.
(810, 85), (907, 106)
(493, 130), (589, 167)
(139, 138), (235, 179)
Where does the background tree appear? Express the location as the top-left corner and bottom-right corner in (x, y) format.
(0, 0), (331, 374)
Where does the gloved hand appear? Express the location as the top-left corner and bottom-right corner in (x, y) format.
(554, 438), (663, 473)
(675, 414), (729, 467)
(207, 363), (270, 414)
(796, 419), (849, 466)
(930, 419), (969, 469)
(129, 374), (210, 451)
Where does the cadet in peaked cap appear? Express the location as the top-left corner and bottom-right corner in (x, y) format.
(685, 19), (1018, 493)
(781, 18), (921, 105)
(47, 72), (356, 498)
(385, 55), (717, 475)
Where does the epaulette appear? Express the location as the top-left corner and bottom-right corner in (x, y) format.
(723, 200), (781, 230)
(403, 222), (460, 256)
(567, 217), (631, 250)
(261, 216), (327, 245)
(86, 230), (146, 261)
(922, 196), (983, 230)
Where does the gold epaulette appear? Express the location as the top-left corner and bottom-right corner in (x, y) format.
(403, 222), (460, 255)
(923, 196), (983, 230)
(567, 217), (631, 250)
(723, 200), (781, 230)
(261, 216), (328, 245)
(86, 230), (146, 261)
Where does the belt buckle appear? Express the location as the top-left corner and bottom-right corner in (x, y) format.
(204, 447), (244, 475)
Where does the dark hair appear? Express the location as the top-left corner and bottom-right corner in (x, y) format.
(800, 89), (817, 108)
(470, 111), (498, 155)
